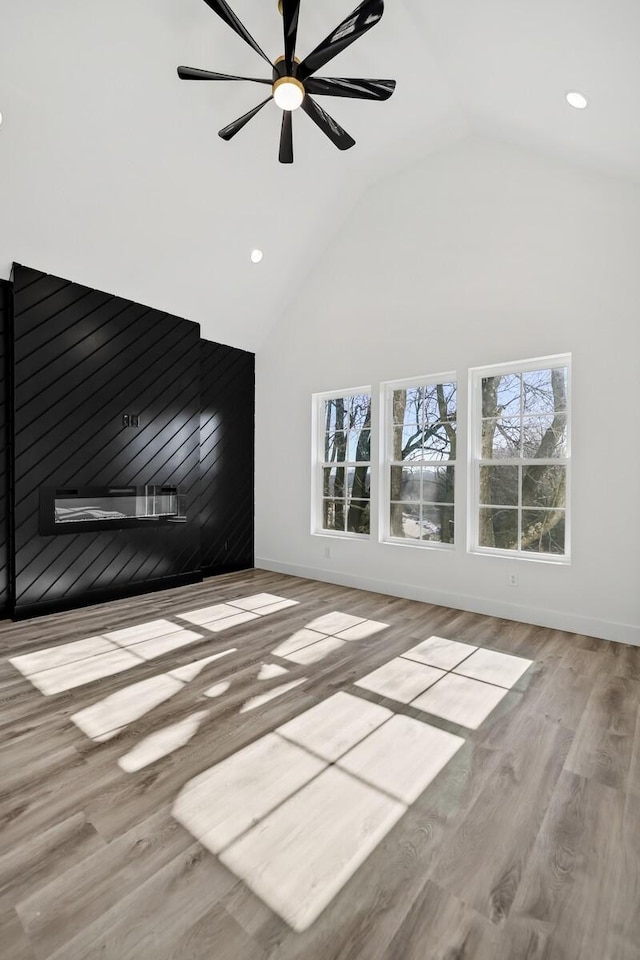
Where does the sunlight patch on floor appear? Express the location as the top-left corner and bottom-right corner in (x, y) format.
(277, 692), (392, 762)
(178, 594), (299, 631)
(172, 690), (459, 932)
(271, 615), (390, 666)
(220, 766), (405, 933)
(355, 657), (445, 704)
(203, 680), (232, 699)
(70, 649), (235, 741)
(411, 672), (509, 728)
(118, 710), (209, 772)
(172, 641), (532, 931)
(12, 647), (142, 696)
(401, 635), (478, 671)
(9, 594), (300, 696)
(173, 733), (325, 853)
(8, 593), (533, 938)
(10, 620), (205, 695)
(240, 678), (307, 714)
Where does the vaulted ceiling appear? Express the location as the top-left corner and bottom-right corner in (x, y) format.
(1, 1), (638, 350)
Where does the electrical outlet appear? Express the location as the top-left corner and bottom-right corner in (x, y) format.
(324, 545), (331, 559)
(508, 573), (519, 587)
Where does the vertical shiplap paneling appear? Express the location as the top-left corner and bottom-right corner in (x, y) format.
(199, 340), (254, 574)
(11, 265), (202, 616)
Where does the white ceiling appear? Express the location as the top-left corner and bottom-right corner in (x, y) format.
(1, 0), (638, 350)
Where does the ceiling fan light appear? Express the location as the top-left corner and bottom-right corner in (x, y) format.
(273, 77), (305, 111)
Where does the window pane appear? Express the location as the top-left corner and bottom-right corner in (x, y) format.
(348, 428), (371, 462)
(423, 466), (455, 504)
(325, 430), (347, 462)
(319, 390), (371, 539)
(522, 367), (567, 416)
(522, 465), (566, 508)
(522, 415), (567, 458)
(482, 417), (520, 459)
(479, 507), (518, 550)
(474, 360), (569, 556)
(387, 379), (457, 547)
(497, 373), (522, 414)
(347, 466), (370, 500)
(422, 504), (455, 543)
(390, 502), (413, 539)
(479, 464), (518, 506)
(393, 387), (423, 426)
(323, 467), (345, 497)
(347, 500), (370, 535)
(346, 395), (371, 430)
(423, 423), (456, 461)
(390, 502), (421, 540)
(390, 465), (420, 501)
(393, 424), (423, 461)
(322, 499), (345, 532)
(482, 373), (521, 418)
(323, 399), (343, 435)
(424, 382), (457, 423)
(521, 509), (565, 554)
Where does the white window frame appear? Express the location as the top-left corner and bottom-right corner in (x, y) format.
(467, 354), (571, 563)
(311, 386), (372, 540)
(380, 372), (457, 550)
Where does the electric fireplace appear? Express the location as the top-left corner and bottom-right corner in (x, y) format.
(40, 485), (187, 534)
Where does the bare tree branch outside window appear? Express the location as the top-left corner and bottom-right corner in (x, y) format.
(388, 380), (457, 544)
(478, 364), (569, 555)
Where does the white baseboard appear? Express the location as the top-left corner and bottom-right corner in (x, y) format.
(255, 556), (640, 648)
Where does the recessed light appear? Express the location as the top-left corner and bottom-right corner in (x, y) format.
(566, 91), (588, 110)
(251, 249), (263, 263)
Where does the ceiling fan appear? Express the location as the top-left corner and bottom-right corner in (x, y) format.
(177, 0), (396, 163)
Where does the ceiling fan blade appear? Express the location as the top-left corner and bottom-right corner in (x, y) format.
(282, 0), (301, 74)
(305, 77), (395, 100)
(178, 66), (271, 85)
(301, 95), (355, 150)
(297, 0), (384, 81)
(201, 0), (273, 67)
(279, 111), (294, 164)
(218, 97), (272, 141)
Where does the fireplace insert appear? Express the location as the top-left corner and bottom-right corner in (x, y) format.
(40, 485), (187, 534)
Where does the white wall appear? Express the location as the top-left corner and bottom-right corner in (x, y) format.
(255, 137), (640, 646)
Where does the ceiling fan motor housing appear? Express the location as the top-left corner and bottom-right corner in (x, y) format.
(273, 55), (301, 82)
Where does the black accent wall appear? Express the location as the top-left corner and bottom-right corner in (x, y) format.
(3, 264), (254, 619)
(0, 280), (9, 614)
(200, 341), (254, 575)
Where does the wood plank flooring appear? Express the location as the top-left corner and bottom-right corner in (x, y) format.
(1, 569), (639, 960)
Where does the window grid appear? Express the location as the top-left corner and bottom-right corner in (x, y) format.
(470, 356), (571, 561)
(382, 376), (457, 548)
(313, 389), (372, 539)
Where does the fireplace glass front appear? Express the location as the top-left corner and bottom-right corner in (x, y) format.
(40, 486), (186, 534)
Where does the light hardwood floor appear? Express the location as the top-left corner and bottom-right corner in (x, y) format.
(0, 569), (638, 960)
